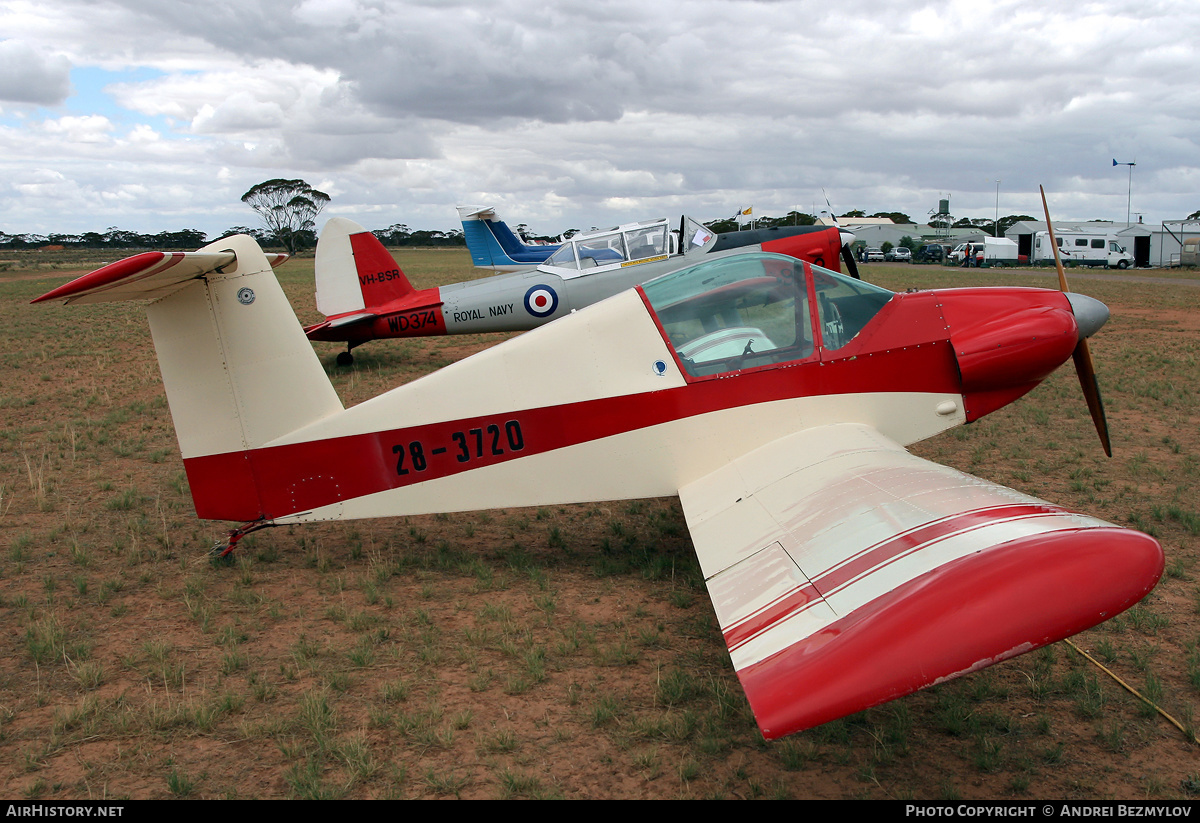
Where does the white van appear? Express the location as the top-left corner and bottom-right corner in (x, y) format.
(1034, 231), (1134, 269)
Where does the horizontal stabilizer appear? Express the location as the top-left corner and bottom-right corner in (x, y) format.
(456, 205), (497, 221)
(32, 248), (288, 305)
(303, 312), (378, 337)
(324, 311), (377, 329)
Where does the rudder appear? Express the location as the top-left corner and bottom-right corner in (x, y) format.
(315, 217), (414, 316)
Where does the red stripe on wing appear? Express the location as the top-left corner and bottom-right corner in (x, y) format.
(720, 503), (1067, 652)
(737, 527), (1163, 738)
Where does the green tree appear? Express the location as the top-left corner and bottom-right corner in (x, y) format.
(705, 217), (739, 233)
(240, 179), (331, 254)
(998, 214), (1037, 235)
(870, 212), (913, 224)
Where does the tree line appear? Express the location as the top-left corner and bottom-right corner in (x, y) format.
(0, 167), (1068, 254)
(0, 211), (1053, 252)
(0, 224), (467, 251)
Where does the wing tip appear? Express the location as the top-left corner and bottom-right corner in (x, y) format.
(31, 251), (172, 304)
(740, 527), (1163, 739)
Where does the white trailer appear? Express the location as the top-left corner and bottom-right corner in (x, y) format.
(950, 237), (1019, 267)
(1033, 231), (1135, 269)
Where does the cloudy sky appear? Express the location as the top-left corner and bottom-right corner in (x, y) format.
(2, 0), (1197, 240)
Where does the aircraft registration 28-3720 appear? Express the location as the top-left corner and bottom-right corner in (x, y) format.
(304, 214), (857, 364)
(34, 233), (1163, 740)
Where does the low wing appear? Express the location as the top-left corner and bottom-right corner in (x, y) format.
(678, 423), (1162, 739)
(31, 247), (288, 306)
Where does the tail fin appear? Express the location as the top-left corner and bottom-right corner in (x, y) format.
(315, 217), (414, 316)
(35, 234), (344, 521)
(457, 205), (558, 270)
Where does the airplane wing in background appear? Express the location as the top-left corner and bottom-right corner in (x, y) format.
(679, 423), (1162, 739)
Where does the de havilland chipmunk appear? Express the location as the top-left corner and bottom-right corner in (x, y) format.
(305, 213), (860, 364)
(33, 185), (1162, 739)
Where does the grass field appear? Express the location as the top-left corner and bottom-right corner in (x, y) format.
(1, 250), (1198, 799)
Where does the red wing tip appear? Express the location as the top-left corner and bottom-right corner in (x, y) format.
(741, 527), (1163, 738)
(31, 251), (171, 304)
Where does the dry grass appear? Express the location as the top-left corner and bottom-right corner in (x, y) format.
(0, 253), (1197, 799)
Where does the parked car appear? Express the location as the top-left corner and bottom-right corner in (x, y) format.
(949, 243), (977, 265)
(866, 247), (885, 262)
(916, 244), (946, 263)
(888, 247), (912, 263)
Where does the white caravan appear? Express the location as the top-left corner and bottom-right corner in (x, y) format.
(1034, 231), (1134, 269)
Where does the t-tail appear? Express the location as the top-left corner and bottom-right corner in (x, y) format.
(457, 205), (559, 271)
(32, 235), (344, 531)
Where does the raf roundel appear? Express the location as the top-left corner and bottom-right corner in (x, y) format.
(523, 284), (559, 318)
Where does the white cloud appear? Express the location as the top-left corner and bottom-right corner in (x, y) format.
(0, 0), (1198, 237)
(40, 114), (114, 143)
(0, 39), (71, 104)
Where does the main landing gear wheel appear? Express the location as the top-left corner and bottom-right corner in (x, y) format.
(337, 350), (354, 367)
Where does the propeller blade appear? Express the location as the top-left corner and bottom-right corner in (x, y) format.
(822, 190), (860, 279)
(1073, 339), (1113, 457)
(1039, 186), (1071, 292)
(841, 242), (862, 280)
(1041, 185), (1113, 456)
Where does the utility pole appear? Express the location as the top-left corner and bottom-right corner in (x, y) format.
(1113, 159), (1135, 225)
(994, 180), (1001, 236)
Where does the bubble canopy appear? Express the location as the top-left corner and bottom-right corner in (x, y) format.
(638, 252), (894, 378)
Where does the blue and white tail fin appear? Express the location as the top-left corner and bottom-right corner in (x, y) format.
(34, 234), (344, 521)
(457, 205), (559, 271)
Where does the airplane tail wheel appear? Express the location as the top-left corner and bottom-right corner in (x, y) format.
(1041, 185), (1112, 457)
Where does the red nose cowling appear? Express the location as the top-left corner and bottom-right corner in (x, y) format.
(937, 288), (1079, 421)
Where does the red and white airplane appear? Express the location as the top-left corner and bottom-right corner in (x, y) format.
(33, 220), (1162, 739)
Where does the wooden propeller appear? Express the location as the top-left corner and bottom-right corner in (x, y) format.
(1040, 185), (1113, 457)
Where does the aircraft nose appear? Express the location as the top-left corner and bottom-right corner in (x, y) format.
(1066, 293), (1109, 340)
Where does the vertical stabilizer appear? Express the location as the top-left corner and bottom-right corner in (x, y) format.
(457, 205), (558, 269)
(315, 217), (413, 316)
(145, 235), (344, 520)
(36, 233), (346, 521)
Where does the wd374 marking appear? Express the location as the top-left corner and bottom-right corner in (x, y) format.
(387, 310), (438, 334)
